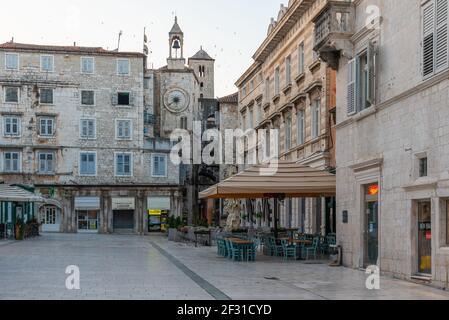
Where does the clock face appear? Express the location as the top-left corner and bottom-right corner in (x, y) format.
(164, 88), (189, 113)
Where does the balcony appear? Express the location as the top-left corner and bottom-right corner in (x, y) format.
(313, 1), (355, 70)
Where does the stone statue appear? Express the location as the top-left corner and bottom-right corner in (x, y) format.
(222, 165), (241, 231)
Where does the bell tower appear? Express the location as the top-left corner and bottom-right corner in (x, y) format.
(167, 16), (186, 69)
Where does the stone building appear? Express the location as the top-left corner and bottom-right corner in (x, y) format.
(0, 16), (216, 233)
(313, 0), (449, 287)
(234, 0), (337, 233)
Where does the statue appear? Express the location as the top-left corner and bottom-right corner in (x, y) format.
(221, 165), (241, 231)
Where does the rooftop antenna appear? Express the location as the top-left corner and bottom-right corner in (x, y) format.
(117, 30), (123, 51)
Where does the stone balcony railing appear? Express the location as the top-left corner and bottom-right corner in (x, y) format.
(313, 0), (355, 70)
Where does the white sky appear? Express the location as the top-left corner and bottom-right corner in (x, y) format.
(0, 0), (285, 97)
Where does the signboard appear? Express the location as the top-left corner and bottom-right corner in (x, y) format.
(147, 197), (171, 211)
(75, 197), (100, 210)
(112, 198), (135, 210)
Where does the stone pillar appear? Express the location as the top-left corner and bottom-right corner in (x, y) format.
(136, 192), (144, 235)
(321, 197), (326, 236)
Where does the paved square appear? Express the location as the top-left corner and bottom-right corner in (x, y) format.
(0, 233), (448, 300)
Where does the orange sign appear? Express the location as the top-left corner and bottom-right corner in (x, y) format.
(367, 184), (379, 196)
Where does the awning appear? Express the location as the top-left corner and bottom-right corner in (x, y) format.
(0, 184), (45, 202)
(199, 161), (336, 199)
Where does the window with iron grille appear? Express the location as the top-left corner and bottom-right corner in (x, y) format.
(40, 88), (54, 104)
(4, 87), (19, 103)
(81, 90), (95, 106)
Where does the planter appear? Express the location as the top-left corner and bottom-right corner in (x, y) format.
(168, 228), (179, 242)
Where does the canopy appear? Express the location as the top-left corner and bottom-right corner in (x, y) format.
(0, 184), (44, 202)
(199, 161), (336, 199)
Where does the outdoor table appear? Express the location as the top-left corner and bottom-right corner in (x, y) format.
(288, 239), (312, 260)
(227, 238), (256, 261)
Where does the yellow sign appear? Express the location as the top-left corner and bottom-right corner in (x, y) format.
(149, 210), (162, 216)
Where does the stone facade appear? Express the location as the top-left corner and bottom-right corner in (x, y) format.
(234, 0), (336, 233)
(313, 0), (449, 288)
(0, 16), (217, 233)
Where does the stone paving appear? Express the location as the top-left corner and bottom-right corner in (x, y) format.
(0, 233), (448, 300)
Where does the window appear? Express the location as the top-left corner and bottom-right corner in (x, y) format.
(80, 119), (96, 139)
(152, 154), (167, 177)
(117, 59), (130, 75)
(40, 88), (54, 104)
(347, 42), (375, 115)
(285, 113), (292, 151)
(419, 157), (428, 177)
(81, 57), (94, 74)
(3, 116), (20, 136)
(248, 108), (254, 129)
(446, 201), (449, 245)
(117, 92), (130, 106)
(38, 152), (55, 174)
(3, 151), (20, 173)
(116, 120), (132, 140)
(297, 109), (305, 145)
(116, 153), (132, 176)
(81, 90), (95, 106)
(180, 116), (188, 130)
(286, 56), (292, 85)
(80, 152), (96, 176)
(422, 0), (449, 77)
(298, 43), (305, 74)
(5, 53), (19, 70)
(242, 113), (247, 131)
(274, 67), (280, 96)
(4, 87), (19, 103)
(39, 118), (55, 136)
(311, 100), (320, 139)
(265, 77), (270, 101)
(41, 55), (54, 72)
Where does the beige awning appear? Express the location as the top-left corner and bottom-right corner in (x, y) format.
(199, 161), (336, 199)
(0, 184), (45, 202)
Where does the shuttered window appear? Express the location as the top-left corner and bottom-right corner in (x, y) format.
(116, 120), (132, 139)
(297, 109), (305, 145)
(152, 154), (167, 177)
(116, 153), (132, 176)
(80, 153), (96, 176)
(38, 152), (55, 174)
(80, 119), (96, 139)
(311, 100), (321, 139)
(347, 58), (357, 115)
(423, 0), (449, 77)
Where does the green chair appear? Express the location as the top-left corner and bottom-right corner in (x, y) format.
(269, 237), (284, 257)
(302, 237), (319, 260)
(281, 240), (297, 260)
(230, 242), (244, 261)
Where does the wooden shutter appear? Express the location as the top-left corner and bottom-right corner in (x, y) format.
(129, 92), (134, 106)
(112, 93), (118, 105)
(436, 0), (448, 72)
(347, 58), (357, 115)
(423, 1), (436, 77)
(367, 41), (376, 105)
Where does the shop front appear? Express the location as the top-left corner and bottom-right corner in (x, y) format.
(112, 197), (135, 232)
(364, 183), (379, 268)
(148, 197), (171, 232)
(75, 197), (100, 233)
